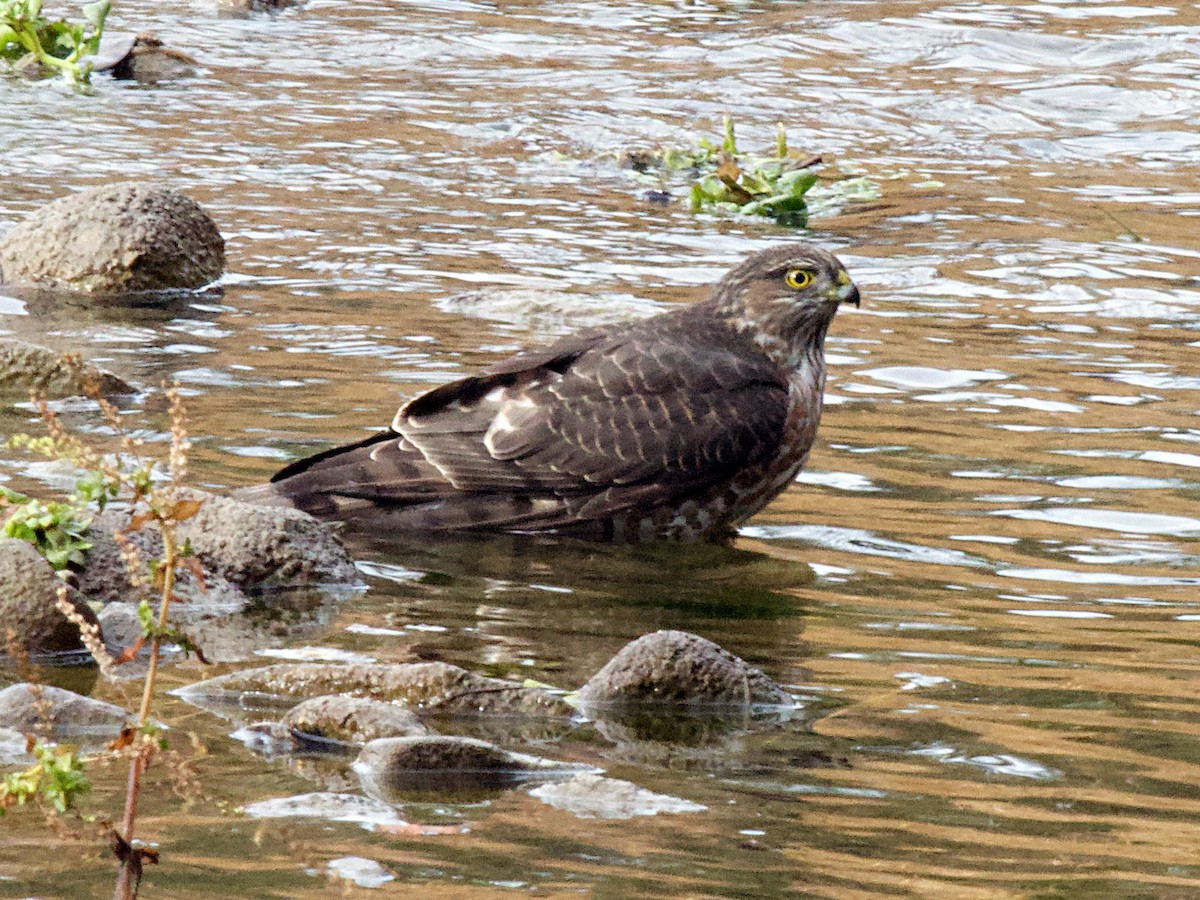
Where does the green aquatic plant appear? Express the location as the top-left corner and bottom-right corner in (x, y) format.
(0, 0), (111, 86)
(686, 117), (820, 227)
(612, 115), (880, 227)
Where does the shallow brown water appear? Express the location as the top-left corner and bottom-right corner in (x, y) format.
(2, 0), (1200, 896)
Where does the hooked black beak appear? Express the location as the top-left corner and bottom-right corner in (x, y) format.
(835, 281), (860, 308)
(830, 270), (860, 308)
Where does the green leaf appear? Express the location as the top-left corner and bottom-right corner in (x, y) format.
(777, 169), (819, 195)
(0, 486), (29, 506)
(136, 600), (155, 637)
(721, 114), (737, 156)
(82, 0), (108, 32)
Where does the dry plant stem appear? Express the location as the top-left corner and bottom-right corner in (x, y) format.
(115, 387), (190, 900)
(114, 523), (176, 900)
(55, 586), (116, 679)
(139, 523), (176, 725)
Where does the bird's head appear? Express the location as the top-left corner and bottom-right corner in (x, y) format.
(711, 243), (859, 367)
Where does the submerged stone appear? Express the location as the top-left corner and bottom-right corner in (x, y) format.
(175, 661), (573, 719)
(0, 683), (130, 736)
(0, 538), (101, 656)
(282, 695), (429, 748)
(0, 338), (133, 400)
(216, 0), (306, 17)
(528, 773), (707, 819)
(327, 857), (395, 889)
(242, 791), (405, 827)
(578, 630), (793, 708)
(353, 735), (595, 797)
(435, 287), (661, 336)
(0, 182), (224, 294)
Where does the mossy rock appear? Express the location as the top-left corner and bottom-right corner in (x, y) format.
(0, 182), (223, 294)
(0, 339), (133, 399)
(578, 630), (792, 708)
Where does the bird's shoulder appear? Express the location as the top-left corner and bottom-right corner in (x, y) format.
(398, 301), (785, 430)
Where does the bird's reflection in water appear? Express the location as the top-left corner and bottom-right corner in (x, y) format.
(341, 527), (815, 619)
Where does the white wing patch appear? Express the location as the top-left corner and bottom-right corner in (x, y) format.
(483, 391), (538, 456)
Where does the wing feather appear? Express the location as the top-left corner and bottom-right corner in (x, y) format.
(395, 310), (791, 496)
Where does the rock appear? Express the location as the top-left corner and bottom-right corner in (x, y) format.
(353, 735), (594, 796)
(78, 492), (360, 600)
(528, 773), (707, 819)
(0, 683), (130, 736)
(105, 34), (198, 84)
(0, 182), (224, 294)
(577, 630), (793, 708)
(80, 503), (350, 663)
(0, 538), (101, 656)
(96, 603), (143, 656)
(326, 857), (395, 889)
(0, 339), (134, 399)
(78, 507), (248, 608)
(174, 661), (574, 719)
(82, 31), (137, 72)
(0, 726), (33, 765)
(176, 489), (360, 590)
(216, 0), (305, 17)
(18, 31), (194, 84)
(282, 696), (428, 748)
(242, 791), (406, 828)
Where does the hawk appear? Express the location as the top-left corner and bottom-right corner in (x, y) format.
(246, 243), (860, 542)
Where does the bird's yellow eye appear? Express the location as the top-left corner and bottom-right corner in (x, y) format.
(784, 269), (814, 290)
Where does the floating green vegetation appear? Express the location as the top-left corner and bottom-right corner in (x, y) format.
(688, 117), (819, 227)
(615, 115), (881, 227)
(0, 0), (110, 87)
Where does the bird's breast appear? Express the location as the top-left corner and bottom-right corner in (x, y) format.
(719, 371), (825, 522)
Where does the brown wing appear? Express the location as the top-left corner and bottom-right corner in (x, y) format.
(395, 309), (791, 496)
